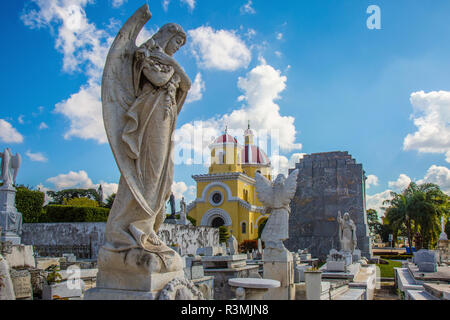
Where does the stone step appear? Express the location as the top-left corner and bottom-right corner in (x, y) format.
(405, 290), (439, 300)
(329, 284), (350, 299)
(394, 268), (423, 292)
(333, 288), (365, 300)
(423, 283), (450, 300)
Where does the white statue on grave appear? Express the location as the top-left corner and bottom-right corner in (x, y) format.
(337, 211), (357, 253)
(0, 148), (21, 189)
(227, 230), (239, 255)
(439, 216), (448, 241)
(85, 5), (202, 301)
(255, 169), (299, 250)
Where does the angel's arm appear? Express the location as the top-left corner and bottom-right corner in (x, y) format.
(150, 52), (191, 91)
(141, 62), (175, 88)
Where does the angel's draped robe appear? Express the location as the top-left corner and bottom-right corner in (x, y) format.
(103, 50), (186, 258)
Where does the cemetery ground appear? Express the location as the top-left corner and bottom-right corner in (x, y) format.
(377, 260), (403, 278)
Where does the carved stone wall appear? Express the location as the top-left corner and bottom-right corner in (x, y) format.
(285, 151), (372, 259)
(21, 222), (219, 259)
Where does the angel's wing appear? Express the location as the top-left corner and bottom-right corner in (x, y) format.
(282, 169), (299, 202)
(255, 172), (274, 207)
(102, 5), (157, 218)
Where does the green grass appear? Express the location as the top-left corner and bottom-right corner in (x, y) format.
(377, 259), (402, 278)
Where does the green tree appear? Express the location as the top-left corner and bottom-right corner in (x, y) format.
(410, 183), (448, 248)
(366, 209), (382, 238)
(47, 188), (101, 205)
(64, 197), (99, 207)
(219, 226), (229, 243)
(15, 185), (45, 223)
(258, 218), (268, 239)
(384, 182), (448, 251)
(104, 193), (116, 209)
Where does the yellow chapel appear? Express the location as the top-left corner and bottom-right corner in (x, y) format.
(187, 125), (273, 244)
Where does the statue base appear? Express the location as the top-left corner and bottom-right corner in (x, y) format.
(0, 232), (21, 245)
(263, 247), (295, 300)
(94, 246), (184, 292)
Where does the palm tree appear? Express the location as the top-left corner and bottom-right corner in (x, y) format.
(384, 182), (449, 251)
(410, 183), (448, 248)
(383, 190), (414, 253)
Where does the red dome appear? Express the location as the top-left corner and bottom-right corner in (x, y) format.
(241, 145), (270, 165)
(214, 134), (238, 144)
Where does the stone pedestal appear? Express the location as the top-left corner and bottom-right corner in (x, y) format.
(85, 247), (185, 300)
(304, 271), (322, 300)
(0, 187), (22, 245)
(263, 248), (295, 300)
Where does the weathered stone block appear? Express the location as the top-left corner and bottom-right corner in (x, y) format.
(286, 152), (372, 260)
(10, 269), (33, 299)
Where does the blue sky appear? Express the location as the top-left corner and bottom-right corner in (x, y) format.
(1, 0), (449, 215)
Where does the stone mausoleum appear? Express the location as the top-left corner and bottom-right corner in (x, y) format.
(285, 151), (372, 259)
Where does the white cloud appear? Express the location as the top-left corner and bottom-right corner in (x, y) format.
(245, 28), (256, 39)
(403, 91), (450, 163)
(0, 119), (24, 144)
(136, 26), (155, 47)
(162, 0), (195, 12)
(240, 0), (256, 14)
(181, 0), (195, 11)
(276, 33), (283, 40)
(271, 153), (305, 176)
(172, 181), (196, 205)
(112, 0), (126, 8)
(26, 151), (48, 163)
(188, 26), (251, 71)
(39, 122), (49, 130)
(47, 170), (94, 190)
(388, 174), (412, 192)
(22, 0), (113, 144)
(45, 170), (118, 198)
(162, 0), (170, 11)
(54, 81), (107, 143)
(418, 165), (450, 194)
(98, 181), (119, 198)
(18, 115), (25, 124)
(366, 189), (393, 217)
(36, 183), (52, 205)
(274, 51), (282, 58)
(174, 62), (302, 166)
(186, 73), (205, 104)
(366, 174), (379, 189)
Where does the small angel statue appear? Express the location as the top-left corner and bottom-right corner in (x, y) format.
(255, 169), (299, 250)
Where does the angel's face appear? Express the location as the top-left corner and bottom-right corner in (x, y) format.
(165, 35), (185, 56)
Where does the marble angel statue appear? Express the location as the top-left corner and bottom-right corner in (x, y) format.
(0, 148), (21, 189)
(255, 169), (299, 250)
(98, 4), (191, 283)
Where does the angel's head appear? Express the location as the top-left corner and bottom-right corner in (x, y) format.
(151, 23), (186, 56)
(343, 212), (350, 221)
(274, 174), (286, 186)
